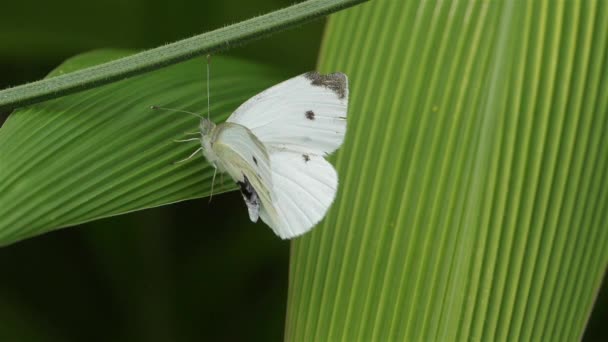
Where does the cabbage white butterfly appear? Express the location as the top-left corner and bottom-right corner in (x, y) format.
(154, 70), (349, 239)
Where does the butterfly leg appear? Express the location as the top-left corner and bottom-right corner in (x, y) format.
(173, 138), (200, 143)
(209, 165), (217, 203)
(174, 147), (202, 164)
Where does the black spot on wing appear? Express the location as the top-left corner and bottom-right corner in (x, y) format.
(304, 72), (347, 99)
(302, 154), (310, 163)
(252, 156), (258, 165)
(305, 110), (315, 120)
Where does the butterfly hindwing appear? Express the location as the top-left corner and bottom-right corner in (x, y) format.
(214, 123), (339, 238)
(259, 150), (338, 239)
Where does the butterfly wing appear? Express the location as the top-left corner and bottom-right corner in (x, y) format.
(214, 123), (338, 239)
(259, 151), (338, 239)
(221, 72), (349, 239)
(212, 123), (277, 223)
(226, 72), (349, 156)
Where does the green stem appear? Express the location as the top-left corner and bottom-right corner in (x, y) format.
(0, 0), (367, 112)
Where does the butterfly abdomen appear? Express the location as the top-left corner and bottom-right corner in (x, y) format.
(237, 175), (260, 222)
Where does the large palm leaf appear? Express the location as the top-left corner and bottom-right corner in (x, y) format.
(285, 1), (608, 340)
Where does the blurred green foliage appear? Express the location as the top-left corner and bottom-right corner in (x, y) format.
(0, 0), (322, 340)
(1, 0), (606, 341)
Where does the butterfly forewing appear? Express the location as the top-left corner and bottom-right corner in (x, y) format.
(227, 72), (349, 156)
(212, 123), (279, 224)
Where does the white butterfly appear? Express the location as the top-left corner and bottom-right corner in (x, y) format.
(168, 72), (349, 239)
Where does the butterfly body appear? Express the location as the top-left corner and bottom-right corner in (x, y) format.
(199, 118), (219, 165)
(196, 72), (349, 239)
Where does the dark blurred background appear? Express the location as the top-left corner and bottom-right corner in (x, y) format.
(1, 0), (606, 340)
(0, 0), (323, 340)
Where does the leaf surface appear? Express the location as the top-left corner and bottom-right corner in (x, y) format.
(286, 1), (608, 341)
(0, 50), (285, 245)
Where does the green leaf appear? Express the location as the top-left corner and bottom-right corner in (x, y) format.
(286, 1), (608, 341)
(0, 50), (285, 246)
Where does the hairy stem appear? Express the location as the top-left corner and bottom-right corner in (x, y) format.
(0, 0), (367, 112)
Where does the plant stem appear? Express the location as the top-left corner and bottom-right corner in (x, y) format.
(0, 0), (367, 112)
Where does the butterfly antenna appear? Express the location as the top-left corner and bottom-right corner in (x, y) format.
(150, 105), (205, 119)
(206, 54), (211, 121)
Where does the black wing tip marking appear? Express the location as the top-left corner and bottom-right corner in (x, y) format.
(304, 72), (348, 99)
(302, 154), (310, 162)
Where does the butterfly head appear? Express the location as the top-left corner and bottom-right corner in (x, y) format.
(200, 118), (216, 137)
